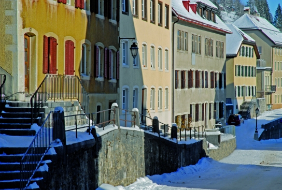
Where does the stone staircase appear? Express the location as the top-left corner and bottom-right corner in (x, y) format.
(0, 100), (88, 189)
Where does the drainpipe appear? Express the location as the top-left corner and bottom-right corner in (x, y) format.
(172, 16), (179, 123)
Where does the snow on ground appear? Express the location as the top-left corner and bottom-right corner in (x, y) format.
(111, 109), (282, 190)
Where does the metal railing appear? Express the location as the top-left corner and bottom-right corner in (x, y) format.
(120, 109), (137, 127)
(30, 75), (89, 124)
(65, 108), (115, 138)
(178, 126), (206, 141)
(0, 74), (6, 102)
(20, 111), (54, 190)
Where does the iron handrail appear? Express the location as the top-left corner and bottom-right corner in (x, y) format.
(20, 111), (53, 190)
(0, 74), (6, 102)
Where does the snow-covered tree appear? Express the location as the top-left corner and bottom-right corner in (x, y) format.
(274, 4), (282, 31)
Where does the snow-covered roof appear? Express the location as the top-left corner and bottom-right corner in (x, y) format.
(226, 24), (255, 56)
(172, 0), (232, 34)
(233, 14), (282, 46)
(190, 0), (218, 9)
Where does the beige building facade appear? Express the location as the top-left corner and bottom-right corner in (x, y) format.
(172, 0), (231, 129)
(119, 0), (172, 126)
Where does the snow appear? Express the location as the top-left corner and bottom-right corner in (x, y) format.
(226, 23), (256, 56)
(26, 182), (39, 189)
(30, 123), (41, 133)
(97, 184), (118, 190)
(172, 0), (231, 34)
(105, 108), (282, 190)
(54, 106), (64, 113)
(234, 13), (282, 45)
(37, 163), (49, 172)
(190, 0), (218, 9)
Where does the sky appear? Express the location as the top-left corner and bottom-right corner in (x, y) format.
(241, 0), (279, 17)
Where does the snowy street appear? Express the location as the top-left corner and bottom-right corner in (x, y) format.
(114, 109), (282, 190)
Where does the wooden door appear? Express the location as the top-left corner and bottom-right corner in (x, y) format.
(24, 35), (30, 93)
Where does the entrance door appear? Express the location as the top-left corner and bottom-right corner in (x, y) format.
(24, 35), (30, 93)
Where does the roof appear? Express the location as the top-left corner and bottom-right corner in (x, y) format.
(190, 0), (218, 9)
(233, 14), (282, 46)
(226, 24), (256, 57)
(172, 0), (232, 34)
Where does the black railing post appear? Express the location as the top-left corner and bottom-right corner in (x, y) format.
(185, 128), (186, 141)
(89, 113), (90, 135)
(75, 115), (77, 138)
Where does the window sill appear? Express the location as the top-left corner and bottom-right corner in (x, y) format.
(109, 19), (117, 25)
(80, 74), (90, 80)
(96, 14), (105, 20)
(142, 17), (148, 21)
(65, 4), (75, 11)
(95, 77), (104, 82)
(109, 79), (117, 83)
(122, 64), (129, 68)
(48, 0), (58, 5)
(165, 69), (169, 72)
(133, 65), (139, 69)
(122, 11), (129, 15)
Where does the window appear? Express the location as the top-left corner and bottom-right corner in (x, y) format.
(67, 0), (71, 5)
(132, 0), (138, 16)
(215, 72), (218, 89)
(150, 46), (155, 68)
(65, 40), (75, 75)
(122, 41), (128, 65)
(133, 88), (138, 108)
(94, 44), (105, 78)
(195, 70), (200, 88)
(165, 49), (168, 70)
(110, 0), (117, 20)
(175, 70), (179, 89)
(181, 70), (185, 89)
(188, 70), (193, 88)
(108, 49), (116, 79)
(205, 38), (213, 56)
(164, 4), (169, 28)
(150, 88), (155, 110)
(122, 0), (128, 13)
(81, 44), (87, 75)
(216, 41), (224, 58)
(192, 34), (201, 54)
(219, 102), (224, 118)
(141, 0), (147, 19)
(184, 32), (188, 51)
(258, 46), (262, 54)
(43, 36), (57, 74)
(158, 48), (162, 70)
(205, 71), (208, 88)
(158, 2), (162, 26)
(214, 102), (217, 119)
(122, 88), (128, 109)
(98, 0), (104, 15)
(142, 44), (147, 67)
(219, 73), (222, 89)
(210, 71), (214, 88)
(150, 0), (155, 23)
(177, 30), (181, 50)
(158, 88), (162, 109)
(165, 88), (168, 109)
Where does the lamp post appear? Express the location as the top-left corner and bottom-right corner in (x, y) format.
(254, 107), (259, 140)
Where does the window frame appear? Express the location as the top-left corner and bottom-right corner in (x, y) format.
(150, 45), (155, 69)
(122, 41), (129, 66)
(150, 88), (155, 110)
(158, 1), (162, 26)
(142, 43), (147, 67)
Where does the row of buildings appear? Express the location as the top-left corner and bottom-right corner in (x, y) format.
(0, 0), (282, 129)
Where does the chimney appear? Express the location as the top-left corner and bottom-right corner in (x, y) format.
(190, 3), (197, 14)
(182, 0), (190, 12)
(244, 7), (250, 14)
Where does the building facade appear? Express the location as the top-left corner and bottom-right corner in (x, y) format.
(225, 24), (259, 117)
(119, 0), (172, 125)
(0, 0), (119, 119)
(172, 0), (231, 129)
(234, 11), (281, 110)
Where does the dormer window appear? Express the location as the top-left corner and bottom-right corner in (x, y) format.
(199, 8), (203, 17)
(211, 12), (216, 22)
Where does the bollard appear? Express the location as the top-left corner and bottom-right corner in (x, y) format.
(53, 107), (66, 146)
(171, 123), (178, 139)
(111, 103), (120, 129)
(131, 108), (140, 128)
(152, 116), (160, 135)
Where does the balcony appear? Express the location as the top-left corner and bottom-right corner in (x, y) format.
(265, 85), (276, 94)
(257, 59), (266, 67)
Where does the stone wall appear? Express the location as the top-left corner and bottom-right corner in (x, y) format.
(203, 137), (236, 161)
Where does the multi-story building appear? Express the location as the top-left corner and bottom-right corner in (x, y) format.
(234, 9), (281, 110)
(225, 24), (260, 118)
(0, 0), (119, 119)
(119, 0), (172, 125)
(172, 0), (231, 129)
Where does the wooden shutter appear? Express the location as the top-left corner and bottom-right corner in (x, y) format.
(108, 0), (112, 18)
(75, 0), (80, 8)
(49, 37), (57, 74)
(43, 35), (49, 74)
(116, 0), (120, 22)
(69, 41), (75, 75)
(195, 104), (199, 122)
(80, 0), (84, 9)
(209, 103), (211, 119)
(58, 0), (63, 3)
(109, 50), (112, 78)
(215, 73), (217, 88)
(95, 45), (99, 77)
(219, 73), (222, 89)
(202, 103), (204, 121)
(65, 41), (70, 75)
(202, 71), (204, 88)
(116, 51), (120, 79)
(104, 48), (108, 78)
(211, 71), (214, 88)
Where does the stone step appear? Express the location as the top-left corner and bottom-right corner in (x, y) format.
(0, 170), (47, 181)
(2, 107), (46, 113)
(0, 123), (31, 129)
(0, 129), (36, 136)
(0, 177), (42, 189)
(1, 112), (44, 118)
(0, 118), (40, 124)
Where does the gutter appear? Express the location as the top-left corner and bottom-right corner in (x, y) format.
(172, 15), (179, 123)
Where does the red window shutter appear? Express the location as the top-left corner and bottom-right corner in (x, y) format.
(58, 0), (62, 3)
(43, 35), (49, 74)
(69, 41), (75, 75)
(75, 0), (80, 8)
(80, 0), (84, 9)
(95, 45), (99, 77)
(50, 37), (57, 74)
(104, 48), (108, 78)
(116, 51), (120, 79)
(109, 50), (112, 79)
(65, 40), (70, 75)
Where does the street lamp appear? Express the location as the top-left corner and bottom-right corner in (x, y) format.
(130, 42), (138, 60)
(254, 107), (259, 140)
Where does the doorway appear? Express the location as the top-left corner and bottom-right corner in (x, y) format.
(24, 35), (30, 93)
